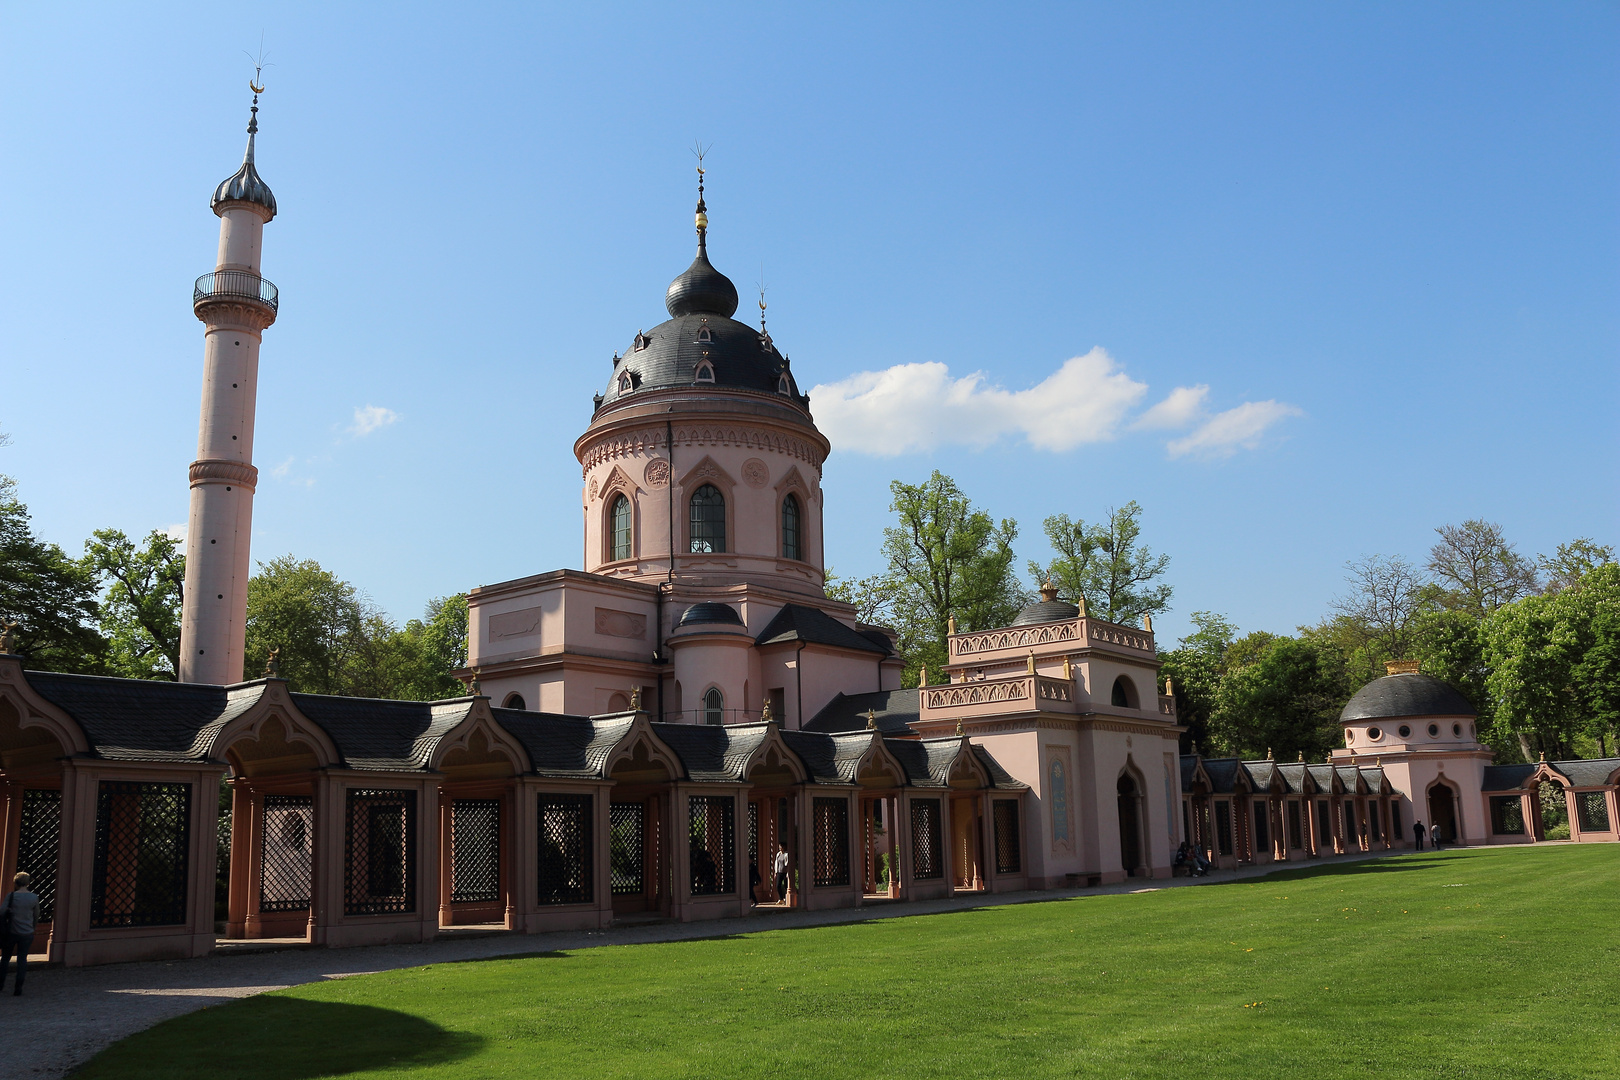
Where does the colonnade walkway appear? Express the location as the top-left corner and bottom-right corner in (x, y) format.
(0, 844), (1533, 1080)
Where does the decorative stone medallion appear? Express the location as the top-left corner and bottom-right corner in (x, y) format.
(742, 458), (769, 488)
(588, 478), (599, 500)
(644, 459), (670, 488)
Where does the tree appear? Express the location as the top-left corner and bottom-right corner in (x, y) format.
(1029, 502), (1171, 627)
(1427, 519), (1539, 618)
(1211, 635), (1349, 762)
(1331, 554), (1437, 664)
(881, 472), (1025, 684)
(1157, 611), (1236, 753)
(0, 493), (103, 672)
(394, 594), (470, 701)
(824, 569), (901, 627)
(82, 528), (184, 679)
(1539, 538), (1616, 595)
(244, 556), (370, 693)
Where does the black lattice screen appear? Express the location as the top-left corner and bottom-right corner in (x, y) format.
(259, 794), (313, 912)
(18, 788), (61, 922)
(90, 781), (191, 928)
(993, 799), (1021, 874)
(610, 802), (645, 896)
(688, 795), (734, 896)
(911, 799), (942, 879)
(813, 797), (849, 887)
(537, 794), (593, 905)
(748, 801), (759, 870)
(451, 799), (501, 904)
(1577, 792), (1611, 832)
(344, 789), (416, 916)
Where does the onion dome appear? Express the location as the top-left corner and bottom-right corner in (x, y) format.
(676, 603), (745, 628)
(1010, 582), (1080, 627)
(212, 92), (276, 220)
(1340, 665), (1476, 722)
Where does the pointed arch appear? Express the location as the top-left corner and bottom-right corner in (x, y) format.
(740, 727), (809, 787)
(201, 685), (340, 776)
(854, 736), (907, 789)
(431, 706), (531, 778)
(0, 669), (90, 766)
(601, 716), (684, 783)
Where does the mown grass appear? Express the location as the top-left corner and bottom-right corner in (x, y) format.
(78, 844), (1618, 1079)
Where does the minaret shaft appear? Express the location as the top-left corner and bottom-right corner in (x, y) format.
(179, 108), (277, 685)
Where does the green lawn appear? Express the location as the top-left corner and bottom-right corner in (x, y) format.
(80, 845), (1618, 1080)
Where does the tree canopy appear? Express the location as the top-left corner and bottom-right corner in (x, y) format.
(1029, 501), (1172, 627)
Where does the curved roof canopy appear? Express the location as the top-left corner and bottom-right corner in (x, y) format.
(1340, 672), (1476, 722)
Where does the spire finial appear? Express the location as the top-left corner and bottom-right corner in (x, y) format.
(691, 142), (711, 255)
(758, 276), (768, 333)
(243, 45), (270, 164)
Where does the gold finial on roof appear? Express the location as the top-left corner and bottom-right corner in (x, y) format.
(1385, 659), (1420, 676)
(1297, 750), (1304, 762)
(761, 699), (773, 724)
(1038, 579), (1059, 603)
(1144, 614), (1153, 633)
(0, 620), (17, 654)
(470, 670), (482, 696)
(1539, 750), (1546, 763)
(1165, 677), (1175, 698)
(955, 719), (965, 737)
(630, 686), (642, 713)
(1076, 596), (1087, 618)
(264, 647), (280, 678)
(1062, 656), (1073, 681)
(1267, 747), (1273, 760)
(918, 665), (927, 687)
(867, 708), (877, 731)
(947, 613), (957, 636)
(1027, 650), (1037, 675)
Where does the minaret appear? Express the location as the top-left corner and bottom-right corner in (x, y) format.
(179, 82), (279, 684)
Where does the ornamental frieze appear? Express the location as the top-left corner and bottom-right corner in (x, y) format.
(579, 423), (825, 477)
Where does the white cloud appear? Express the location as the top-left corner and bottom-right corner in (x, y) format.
(1133, 385), (1209, 430)
(348, 405), (400, 437)
(270, 457), (294, 479)
(809, 348), (1149, 456)
(1167, 400), (1303, 460)
(164, 523), (187, 543)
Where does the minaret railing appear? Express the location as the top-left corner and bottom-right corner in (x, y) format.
(193, 270), (279, 312)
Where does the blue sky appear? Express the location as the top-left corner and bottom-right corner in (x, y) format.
(2, 3), (1615, 644)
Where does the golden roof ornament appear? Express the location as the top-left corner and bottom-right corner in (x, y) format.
(1144, 613), (1153, 633)
(866, 708), (878, 731)
(0, 620), (17, 654)
(630, 686), (642, 713)
(264, 647), (280, 678)
(1385, 659), (1420, 676)
(470, 669), (482, 696)
(1076, 596), (1087, 618)
(947, 613), (957, 636)
(955, 719), (965, 738)
(1038, 580), (1059, 603)
(761, 699), (773, 724)
(1027, 650), (1037, 675)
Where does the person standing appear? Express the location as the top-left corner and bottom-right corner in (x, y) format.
(0, 872), (41, 996)
(772, 841), (790, 904)
(1412, 820), (1426, 851)
(1431, 822), (1445, 850)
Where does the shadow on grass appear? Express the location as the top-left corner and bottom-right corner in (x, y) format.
(75, 996), (485, 1080)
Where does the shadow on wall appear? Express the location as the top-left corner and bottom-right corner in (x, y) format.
(75, 997), (486, 1080)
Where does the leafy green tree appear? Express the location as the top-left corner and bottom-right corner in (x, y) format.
(1329, 554), (1440, 670)
(1029, 501), (1171, 627)
(1427, 519), (1540, 618)
(881, 471), (1025, 685)
(244, 556), (370, 693)
(1539, 538), (1615, 595)
(394, 594), (469, 701)
(0, 492), (103, 672)
(824, 569), (901, 627)
(1157, 611), (1235, 753)
(1211, 635), (1349, 761)
(82, 528), (184, 679)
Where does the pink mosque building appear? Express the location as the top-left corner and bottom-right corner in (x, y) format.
(0, 96), (1614, 967)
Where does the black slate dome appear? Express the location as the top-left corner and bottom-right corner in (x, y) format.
(212, 100), (276, 220)
(665, 250), (739, 318)
(1010, 583), (1080, 627)
(1340, 673), (1476, 722)
(676, 603), (745, 628)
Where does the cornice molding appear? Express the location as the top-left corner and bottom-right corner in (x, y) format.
(189, 459), (259, 490)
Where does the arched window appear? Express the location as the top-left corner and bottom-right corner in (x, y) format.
(694, 360), (715, 383)
(502, 692), (526, 711)
(781, 493), (801, 561)
(777, 373), (791, 394)
(1111, 676), (1136, 709)
(609, 494), (632, 560)
(689, 484), (726, 553)
(704, 687), (724, 726)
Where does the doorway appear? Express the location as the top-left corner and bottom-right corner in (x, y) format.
(1117, 775), (1142, 876)
(1427, 784), (1459, 846)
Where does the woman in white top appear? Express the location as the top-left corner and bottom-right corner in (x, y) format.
(0, 872), (41, 996)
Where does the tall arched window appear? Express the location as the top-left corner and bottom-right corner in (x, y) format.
(704, 687), (724, 726)
(609, 494), (632, 560)
(781, 493), (801, 561)
(689, 484), (726, 553)
(1111, 676), (1136, 709)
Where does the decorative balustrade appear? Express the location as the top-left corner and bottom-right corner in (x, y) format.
(949, 616), (1153, 659)
(193, 270), (279, 312)
(920, 675), (1075, 714)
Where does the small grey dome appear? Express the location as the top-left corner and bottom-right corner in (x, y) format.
(1340, 673), (1476, 722)
(1010, 599), (1080, 626)
(665, 250), (738, 318)
(677, 603), (744, 628)
(212, 104), (276, 219)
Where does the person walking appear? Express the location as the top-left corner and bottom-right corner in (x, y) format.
(0, 872), (41, 997)
(772, 842), (790, 904)
(1431, 822), (1445, 850)
(1412, 820), (1426, 851)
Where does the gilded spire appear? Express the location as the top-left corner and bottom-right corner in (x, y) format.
(693, 143), (710, 256)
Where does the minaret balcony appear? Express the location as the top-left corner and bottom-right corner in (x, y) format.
(193, 270), (279, 319)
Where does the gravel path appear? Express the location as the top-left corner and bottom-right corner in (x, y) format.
(0, 850), (1413, 1078)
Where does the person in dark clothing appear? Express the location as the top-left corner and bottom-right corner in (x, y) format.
(748, 859), (762, 901)
(0, 872), (41, 996)
(1413, 821), (1426, 850)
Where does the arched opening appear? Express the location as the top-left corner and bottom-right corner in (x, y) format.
(608, 494), (632, 561)
(694, 360), (715, 383)
(1536, 780), (1570, 841)
(0, 697), (72, 947)
(1111, 676), (1138, 709)
(781, 493), (802, 561)
(703, 688), (724, 726)
(689, 484), (726, 553)
(1117, 773), (1143, 876)
(1427, 781), (1460, 846)
(501, 693), (526, 711)
(608, 738), (677, 917)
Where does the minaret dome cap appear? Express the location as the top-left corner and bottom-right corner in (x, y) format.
(212, 92), (277, 220)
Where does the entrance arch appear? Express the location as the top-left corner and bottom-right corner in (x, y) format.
(1426, 780), (1461, 846)
(1117, 772), (1144, 876)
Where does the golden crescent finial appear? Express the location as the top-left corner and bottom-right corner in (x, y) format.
(250, 80), (265, 95)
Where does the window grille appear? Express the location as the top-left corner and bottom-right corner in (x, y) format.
(344, 789), (416, 916)
(537, 794), (593, 905)
(18, 788), (61, 922)
(911, 799), (942, 879)
(781, 494), (801, 561)
(610, 495), (633, 561)
(451, 799), (502, 904)
(1576, 792), (1610, 833)
(703, 687), (724, 726)
(688, 484), (726, 553)
(1370, 801), (1382, 842)
(1252, 802), (1269, 852)
(1489, 796), (1524, 835)
(1215, 801), (1233, 856)
(1315, 799), (1332, 844)
(813, 797), (850, 887)
(992, 800), (1021, 874)
(688, 795), (734, 896)
(610, 802), (645, 896)
(259, 794), (313, 912)
(90, 781), (191, 928)
(1287, 801), (1303, 850)
(748, 801), (759, 872)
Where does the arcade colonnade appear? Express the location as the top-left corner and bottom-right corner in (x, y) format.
(0, 656), (1025, 967)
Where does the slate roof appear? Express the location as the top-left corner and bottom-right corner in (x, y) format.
(1551, 758), (1620, 787)
(24, 671), (231, 761)
(652, 721), (770, 782)
(780, 730), (844, 785)
(1335, 765), (1365, 793)
(1307, 764), (1339, 792)
(289, 694), (471, 771)
(1203, 758), (1247, 793)
(1341, 673), (1476, 722)
(755, 604), (890, 655)
(1275, 763), (1311, 794)
(1359, 767), (1388, 795)
(1010, 598), (1080, 626)
(493, 710), (624, 779)
(1179, 754), (1200, 792)
(1245, 760), (1280, 791)
(803, 688), (918, 734)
